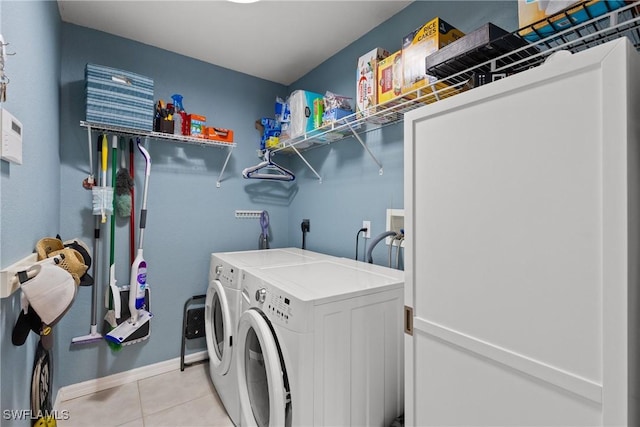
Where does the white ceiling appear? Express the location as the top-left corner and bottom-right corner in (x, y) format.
(57, 0), (413, 85)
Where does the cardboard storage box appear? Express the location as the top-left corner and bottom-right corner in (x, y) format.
(322, 108), (354, 126)
(205, 127), (234, 143)
(518, 0), (626, 42)
(85, 64), (154, 131)
(377, 49), (427, 114)
(356, 47), (390, 123)
(402, 17), (464, 95)
(187, 114), (206, 137)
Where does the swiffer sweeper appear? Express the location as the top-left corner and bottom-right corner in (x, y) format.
(106, 141), (153, 344)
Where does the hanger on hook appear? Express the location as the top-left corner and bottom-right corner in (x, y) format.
(0, 34), (15, 58)
(242, 150), (295, 182)
(0, 34), (14, 102)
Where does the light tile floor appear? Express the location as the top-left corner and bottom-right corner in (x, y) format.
(57, 362), (234, 427)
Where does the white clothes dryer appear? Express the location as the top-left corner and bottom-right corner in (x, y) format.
(205, 248), (334, 426)
(236, 260), (404, 427)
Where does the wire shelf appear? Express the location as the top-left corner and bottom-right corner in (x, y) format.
(274, 0), (640, 154)
(80, 121), (236, 149)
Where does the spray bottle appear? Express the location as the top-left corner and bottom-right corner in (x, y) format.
(171, 94), (185, 136)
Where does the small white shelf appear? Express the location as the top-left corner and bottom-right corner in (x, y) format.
(0, 253), (37, 298)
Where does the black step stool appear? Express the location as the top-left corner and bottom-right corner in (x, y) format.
(180, 294), (208, 371)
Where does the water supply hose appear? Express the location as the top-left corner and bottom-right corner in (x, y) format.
(366, 231), (398, 264)
(395, 235), (405, 269)
(388, 235), (396, 268)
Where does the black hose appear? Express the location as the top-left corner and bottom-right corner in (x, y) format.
(355, 227), (367, 260)
(301, 219), (310, 249)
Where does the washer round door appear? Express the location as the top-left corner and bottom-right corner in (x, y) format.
(205, 280), (233, 375)
(237, 308), (288, 427)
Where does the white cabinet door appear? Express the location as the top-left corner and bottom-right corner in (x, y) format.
(404, 38), (640, 426)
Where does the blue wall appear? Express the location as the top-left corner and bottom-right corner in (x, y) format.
(286, 1), (518, 261)
(56, 24), (290, 387)
(0, 1), (61, 425)
(0, 0), (519, 421)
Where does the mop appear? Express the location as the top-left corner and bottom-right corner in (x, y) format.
(105, 140), (153, 345)
(71, 136), (104, 345)
(129, 138), (136, 264)
(104, 135), (121, 341)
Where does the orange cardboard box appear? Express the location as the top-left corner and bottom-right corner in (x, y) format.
(188, 114), (206, 122)
(187, 113), (207, 137)
(206, 127), (234, 143)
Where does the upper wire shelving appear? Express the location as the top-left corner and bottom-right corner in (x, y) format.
(80, 121), (236, 148)
(272, 1), (640, 180)
(80, 121), (235, 187)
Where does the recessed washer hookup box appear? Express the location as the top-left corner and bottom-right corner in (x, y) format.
(85, 63), (155, 132)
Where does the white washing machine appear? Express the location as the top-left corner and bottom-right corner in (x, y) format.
(236, 260), (404, 427)
(205, 248), (334, 426)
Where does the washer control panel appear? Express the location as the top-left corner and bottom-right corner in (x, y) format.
(215, 264), (236, 288)
(266, 292), (292, 324)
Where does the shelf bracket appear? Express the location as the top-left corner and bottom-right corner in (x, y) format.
(1, 253), (38, 298)
(346, 122), (383, 175)
(216, 146), (234, 188)
(288, 144), (322, 183)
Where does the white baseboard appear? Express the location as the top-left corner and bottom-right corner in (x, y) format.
(54, 350), (208, 409)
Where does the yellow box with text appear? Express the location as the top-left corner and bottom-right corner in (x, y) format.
(402, 17), (464, 94)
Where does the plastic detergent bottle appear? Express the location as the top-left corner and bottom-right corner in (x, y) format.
(171, 94), (184, 135)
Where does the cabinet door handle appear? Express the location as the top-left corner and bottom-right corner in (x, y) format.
(404, 305), (413, 336)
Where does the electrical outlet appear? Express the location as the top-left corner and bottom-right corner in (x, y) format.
(362, 220), (371, 239)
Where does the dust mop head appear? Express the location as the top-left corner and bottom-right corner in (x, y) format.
(92, 187), (113, 217)
(115, 168), (133, 217)
(115, 169), (134, 195)
(115, 193), (132, 217)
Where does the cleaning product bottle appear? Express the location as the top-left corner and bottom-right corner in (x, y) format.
(171, 94), (184, 136)
(129, 250), (146, 313)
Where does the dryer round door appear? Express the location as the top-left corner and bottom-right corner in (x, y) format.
(205, 280), (233, 375)
(237, 308), (288, 427)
